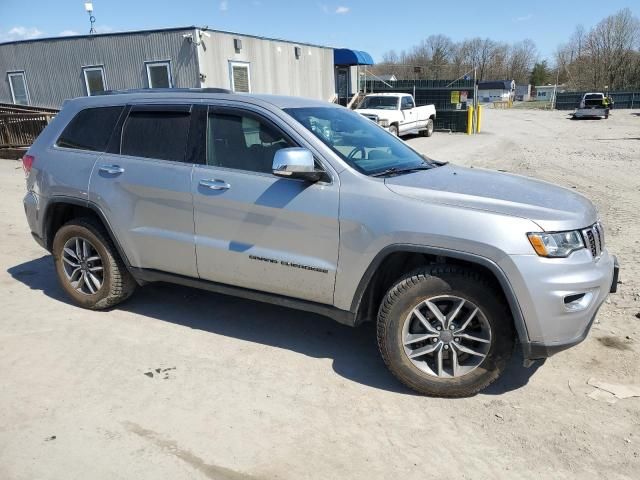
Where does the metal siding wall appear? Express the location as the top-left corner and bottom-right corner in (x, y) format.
(198, 32), (335, 101)
(0, 29), (199, 108)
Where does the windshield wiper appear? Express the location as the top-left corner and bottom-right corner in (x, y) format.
(370, 164), (433, 177)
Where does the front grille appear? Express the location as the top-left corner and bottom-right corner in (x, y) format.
(361, 114), (378, 123)
(582, 222), (605, 258)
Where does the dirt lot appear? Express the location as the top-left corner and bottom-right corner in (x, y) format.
(1, 108), (639, 480)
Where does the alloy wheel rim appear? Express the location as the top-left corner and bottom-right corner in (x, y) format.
(402, 295), (491, 378)
(61, 237), (104, 295)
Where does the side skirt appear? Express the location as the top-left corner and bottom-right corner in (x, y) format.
(129, 268), (356, 326)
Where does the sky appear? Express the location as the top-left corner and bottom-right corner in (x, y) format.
(1, 0), (638, 62)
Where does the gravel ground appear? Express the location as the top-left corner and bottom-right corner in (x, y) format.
(1, 108), (639, 480)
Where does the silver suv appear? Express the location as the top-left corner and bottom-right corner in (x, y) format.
(22, 89), (619, 397)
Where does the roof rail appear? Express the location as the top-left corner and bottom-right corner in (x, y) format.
(94, 87), (233, 96)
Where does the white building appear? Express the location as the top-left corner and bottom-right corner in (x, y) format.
(1, 26), (374, 108)
(534, 84), (566, 102)
(477, 80), (515, 103)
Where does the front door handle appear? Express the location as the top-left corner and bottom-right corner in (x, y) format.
(99, 164), (125, 175)
(199, 179), (230, 191)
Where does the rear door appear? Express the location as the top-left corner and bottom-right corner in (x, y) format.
(191, 105), (340, 304)
(89, 104), (199, 277)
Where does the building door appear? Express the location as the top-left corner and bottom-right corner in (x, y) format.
(335, 67), (350, 106)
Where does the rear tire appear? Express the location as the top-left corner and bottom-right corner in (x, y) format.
(377, 266), (514, 397)
(421, 118), (434, 137)
(52, 217), (136, 309)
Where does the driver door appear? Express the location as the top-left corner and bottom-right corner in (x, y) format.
(191, 105), (340, 304)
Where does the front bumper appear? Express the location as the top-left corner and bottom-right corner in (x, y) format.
(500, 250), (618, 360)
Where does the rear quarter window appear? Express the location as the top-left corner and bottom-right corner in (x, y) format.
(56, 106), (124, 152)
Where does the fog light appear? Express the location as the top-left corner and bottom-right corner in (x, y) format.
(563, 292), (593, 312)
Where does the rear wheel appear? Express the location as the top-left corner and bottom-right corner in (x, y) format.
(52, 217), (136, 309)
(420, 118), (434, 137)
(377, 266), (514, 397)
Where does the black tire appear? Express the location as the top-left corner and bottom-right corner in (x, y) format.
(52, 217), (136, 309)
(389, 124), (398, 137)
(420, 118), (434, 137)
(377, 266), (514, 397)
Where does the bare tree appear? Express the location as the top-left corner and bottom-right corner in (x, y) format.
(557, 9), (639, 90)
(508, 39), (538, 84)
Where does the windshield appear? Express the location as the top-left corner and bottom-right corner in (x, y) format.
(357, 96), (399, 110)
(284, 106), (433, 176)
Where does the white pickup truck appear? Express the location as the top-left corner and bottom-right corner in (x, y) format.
(355, 93), (436, 137)
(573, 92), (610, 119)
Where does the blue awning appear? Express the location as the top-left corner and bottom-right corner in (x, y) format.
(334, 48), (374, 66)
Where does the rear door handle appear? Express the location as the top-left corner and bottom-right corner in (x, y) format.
(99, 164), (125, 175)
(199, 179), (230, 191)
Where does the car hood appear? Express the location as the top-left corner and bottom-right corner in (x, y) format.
(384, 164), (597, 231)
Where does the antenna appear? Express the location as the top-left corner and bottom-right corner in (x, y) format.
(84, 2), (96, 34)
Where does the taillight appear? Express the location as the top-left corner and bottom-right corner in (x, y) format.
(22, 154), (35, 176)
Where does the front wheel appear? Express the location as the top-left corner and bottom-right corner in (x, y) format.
(388, 124), (398, 137)
(377, 266), (514, 397)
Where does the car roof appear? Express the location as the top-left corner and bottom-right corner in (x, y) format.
(63, 89), (340, 111)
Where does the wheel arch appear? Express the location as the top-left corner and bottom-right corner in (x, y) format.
(350, 244), (529, 343)
(43, 196), (131, 268)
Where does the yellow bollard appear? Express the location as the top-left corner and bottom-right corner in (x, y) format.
(476, 104), (483, 133)
(467, 105), (474, 135)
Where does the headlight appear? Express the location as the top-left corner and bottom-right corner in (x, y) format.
(527, 230), (585, 258)
(379, 119), (390, 128)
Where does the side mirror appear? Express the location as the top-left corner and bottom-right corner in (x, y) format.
(273, 148), (322, 182)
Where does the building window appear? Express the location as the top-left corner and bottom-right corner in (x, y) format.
(145, 61), (172, 88)
(7, 71), (30, 105)
(82, 66), (106, 96)
(229, 62), (251, 93)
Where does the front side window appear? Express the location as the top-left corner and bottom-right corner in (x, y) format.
(207, 110), (292, 173)
(229, 62), (251, 93)
(57, 106), (123, 152)
(402, 97), (414, 109)
(146, 61), (172, 88)
(284, 106), (432, 176)
(121, 109), (190, 161)
(8, 72), (29, 105)
(83, 66), (106, 96)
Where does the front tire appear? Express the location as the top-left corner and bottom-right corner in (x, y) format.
(52, 217), (136, 309)
(389, 124), (398, 137)
(377, 266), (514, 397)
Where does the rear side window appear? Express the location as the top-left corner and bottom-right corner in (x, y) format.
(57, 106), (123, 152)
(121, 110), (191, 162)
